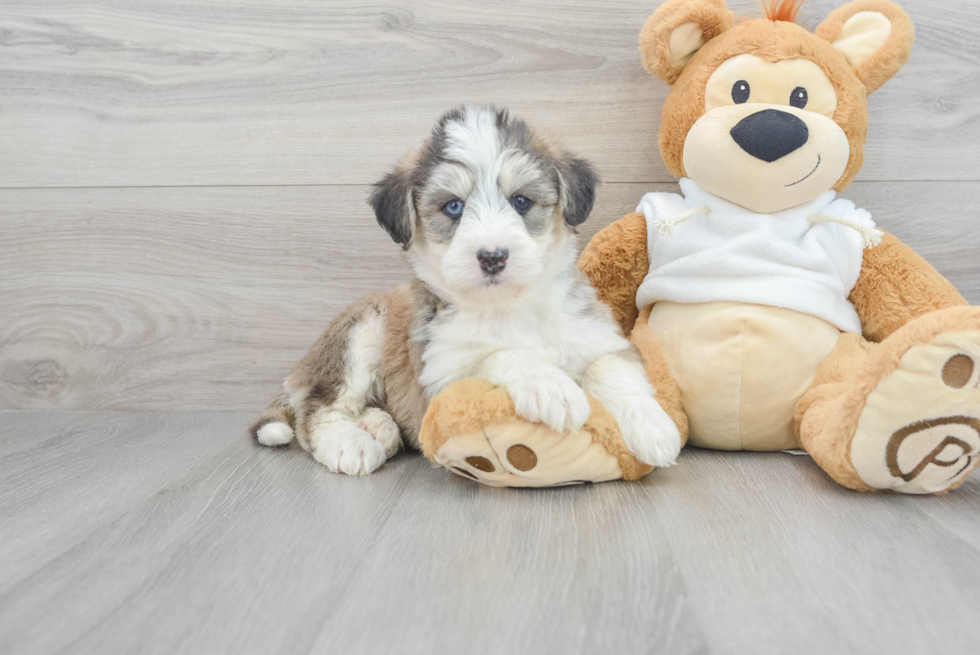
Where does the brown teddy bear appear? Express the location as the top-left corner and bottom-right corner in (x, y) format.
(578, 0), (980, 494)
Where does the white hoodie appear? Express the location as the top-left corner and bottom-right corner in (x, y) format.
(635, 178), (877, 333)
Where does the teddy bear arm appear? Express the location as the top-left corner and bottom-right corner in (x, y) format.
(578, 212), (650, 336)
(849, 231), (967, 343)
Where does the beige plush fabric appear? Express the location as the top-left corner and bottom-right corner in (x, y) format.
(645, 301), (841, 451)
(851, 329), (980, 493)
(420, 379), (655, 486)
(433, 422), (624, 488)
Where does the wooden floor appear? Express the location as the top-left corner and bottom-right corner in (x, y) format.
(4, 0), (980, 653)
(0, 410), (977, 655)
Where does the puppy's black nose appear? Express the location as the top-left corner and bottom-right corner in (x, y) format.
(477, 248), (508, 275)
(730, 109), (809, 162)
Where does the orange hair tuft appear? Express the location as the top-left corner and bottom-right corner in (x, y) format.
(761, 0), (804, 23)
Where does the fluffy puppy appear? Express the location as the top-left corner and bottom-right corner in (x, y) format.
(251, 106), (681, 476)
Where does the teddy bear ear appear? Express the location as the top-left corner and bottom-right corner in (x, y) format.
(815, 0), (915, 94)
(639, 0), (735, 84)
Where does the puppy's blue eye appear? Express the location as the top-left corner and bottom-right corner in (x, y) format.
(443, 199), (464, 219)
(511, 194), (533, 215)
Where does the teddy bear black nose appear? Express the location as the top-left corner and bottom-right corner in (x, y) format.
(730, 109), (809, 163)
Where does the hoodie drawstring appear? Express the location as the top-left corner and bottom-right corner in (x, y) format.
(807, 214), (883, 249)
(653, 206), (710, 237)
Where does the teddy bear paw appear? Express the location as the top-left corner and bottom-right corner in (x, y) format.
(850, 330), (980, 494)
(434, 422), (624, 488)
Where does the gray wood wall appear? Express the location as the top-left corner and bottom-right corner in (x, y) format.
(2, 0), (978, 411)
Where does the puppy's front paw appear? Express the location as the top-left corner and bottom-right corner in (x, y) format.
(614, 396), (681, 467)
(508, 369), (591, 433)
(310, 421), (388, 476)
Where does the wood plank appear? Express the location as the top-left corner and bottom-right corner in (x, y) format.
(0, 0), (977, 187)
(0, 411), (244, 590)
(644, 449), (980, 655)
(0, 411), (422, 655)
(3, 181), (979, 411)
(0, 410), (977, 655)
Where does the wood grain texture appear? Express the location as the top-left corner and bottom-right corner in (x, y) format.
(3, 181), (978, 411)
(3, 2), (980, 653)
(0, 0), (978, 187)
(0, 410), (977, 655)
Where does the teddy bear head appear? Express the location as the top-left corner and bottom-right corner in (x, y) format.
(640, 0), (914, 214)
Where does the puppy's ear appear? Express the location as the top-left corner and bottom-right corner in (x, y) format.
(816, 0), (914, 95)
(555, 154), (599, 230)
(639, 0), (734, 85)
(369, 166), (416, 249)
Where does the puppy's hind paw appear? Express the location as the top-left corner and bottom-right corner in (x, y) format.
(357, 407), (402, 458)
(310, 421), (388, 476)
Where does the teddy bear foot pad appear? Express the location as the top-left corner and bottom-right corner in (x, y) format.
(851, 329), (980, 494)
(434, 422), (624, 488)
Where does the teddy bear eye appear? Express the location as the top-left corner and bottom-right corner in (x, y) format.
(731, 80), (750, 104)
(790, 87), (808, 109)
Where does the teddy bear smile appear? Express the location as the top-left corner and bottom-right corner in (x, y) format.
(786, 155), (822, 187)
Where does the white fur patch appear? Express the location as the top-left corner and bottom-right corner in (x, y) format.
(581, 353), (681, 467)
(287, 384), (309, 414)
(505, 364), (592, 433)
(256, 422), (295, 447)
(358, 407), (402, 457)
(332, 312), (386, 416)
(309, 417), (388, 476)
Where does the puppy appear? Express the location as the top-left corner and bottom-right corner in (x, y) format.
(251, 106), (681, 476)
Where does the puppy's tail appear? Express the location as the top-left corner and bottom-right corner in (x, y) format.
(250, 391), (296, 447)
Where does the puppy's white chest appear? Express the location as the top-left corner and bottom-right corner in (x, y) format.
(419, 308), (566, 392)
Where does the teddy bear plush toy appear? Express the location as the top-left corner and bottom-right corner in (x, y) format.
(577, 0), (980, 494)
(421, 0), (980, 493)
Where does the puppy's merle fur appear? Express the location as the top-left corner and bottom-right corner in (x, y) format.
(251, 106), (681, 476)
